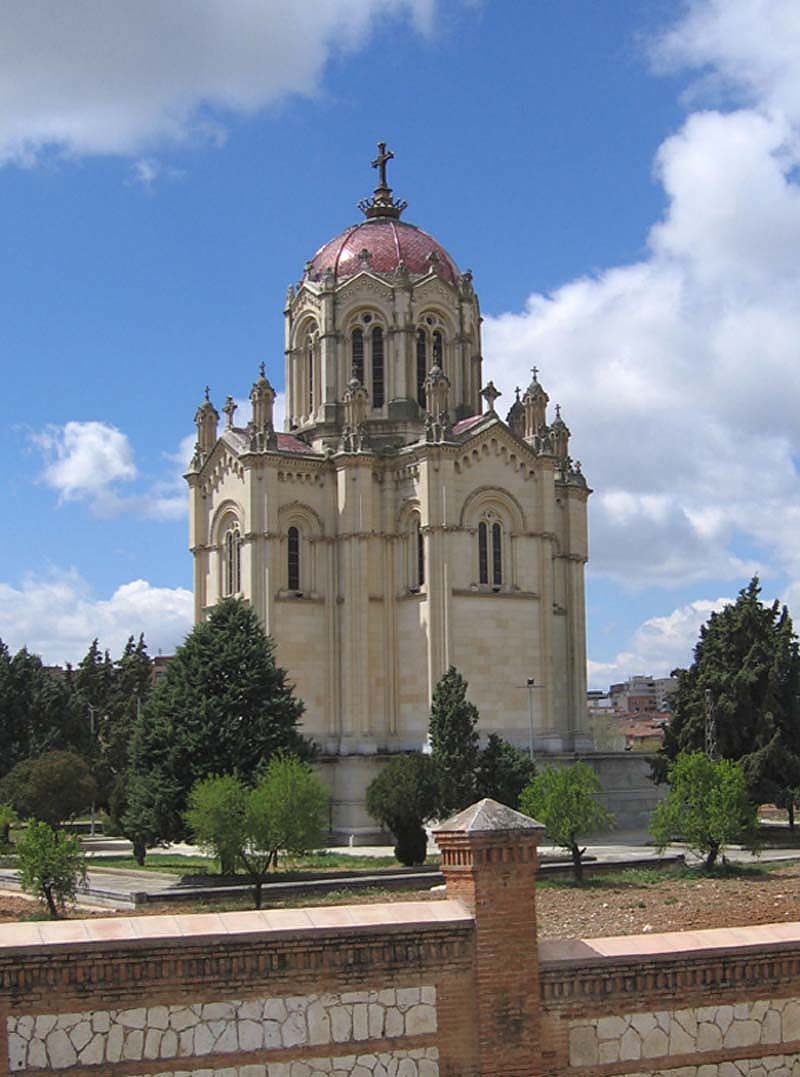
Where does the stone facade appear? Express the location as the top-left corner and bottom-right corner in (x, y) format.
(185, 149), (591, 838)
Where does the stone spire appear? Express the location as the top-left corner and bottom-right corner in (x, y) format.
(552, 403), (570, 462)
(522, 367), (549, 441)
(506, 386), (524, 438)
(193, 387), (219, 457)
(249, 362), (277, 451)
(357, 141), (408, 220)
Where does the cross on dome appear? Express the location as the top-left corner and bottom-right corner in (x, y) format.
(371, 141), (393, 190)
(358, 141), (408, 221)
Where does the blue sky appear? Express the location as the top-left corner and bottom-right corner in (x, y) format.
(3, 0), (800, 687)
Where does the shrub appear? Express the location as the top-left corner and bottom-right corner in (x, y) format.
(366, 754), (438, 866)
(16, 820), (87, 918)
(519, 761), (613, 882)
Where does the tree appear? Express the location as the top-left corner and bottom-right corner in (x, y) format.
(124, 598), (312, 849)
(0, 751), (97, 828)
(656, 578), (800, 821)
(185, 773), (247, 875)
(17, 820), (87, 918)
(475, 733), (536, 809)
(366, 753), (438, 866)
(0, 643), (85, 778)
(651, 751), (759, 869)
(0, 804), (17, 848)
(519, 762), (613, 882)
(184, 757), (329, 908)
(429, 666), (480, 816)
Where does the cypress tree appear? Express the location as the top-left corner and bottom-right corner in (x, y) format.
(429, 665), (480, 816)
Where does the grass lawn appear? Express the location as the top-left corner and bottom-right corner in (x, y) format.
(88, 851), (435, 875)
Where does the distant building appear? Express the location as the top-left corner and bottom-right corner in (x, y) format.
(151, 655), (173, 685)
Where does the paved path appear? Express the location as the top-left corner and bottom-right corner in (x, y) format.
(2, 827), (797, 911)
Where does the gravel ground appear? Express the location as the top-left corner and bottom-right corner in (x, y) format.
(4, 862), (800, 938)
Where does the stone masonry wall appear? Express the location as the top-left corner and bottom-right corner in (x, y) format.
(0, 902), (475, 1077)
(538, 924), (800, 1075)
(7, 800), (800, 1077)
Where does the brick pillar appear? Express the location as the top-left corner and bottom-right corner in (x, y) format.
(434, 798), (545, 1077)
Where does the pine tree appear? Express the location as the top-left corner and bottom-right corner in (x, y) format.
(0, 642), (82, 776)
(429, 666), (480, 817)
(123, 598), (312, 854)
(656, 577), (800, 818)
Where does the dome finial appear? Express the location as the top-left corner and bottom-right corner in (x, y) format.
(358, 141), (408, 220)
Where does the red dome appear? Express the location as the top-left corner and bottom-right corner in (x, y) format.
(305, 218), (459, 286)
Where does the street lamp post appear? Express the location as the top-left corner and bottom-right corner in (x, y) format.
(527, 677), (535, 761)
(87, 705), (96, 836)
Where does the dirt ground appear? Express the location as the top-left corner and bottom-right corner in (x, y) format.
(5, 862), (800, 938)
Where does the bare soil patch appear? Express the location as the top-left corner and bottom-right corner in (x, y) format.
(4, 863), (800, 939)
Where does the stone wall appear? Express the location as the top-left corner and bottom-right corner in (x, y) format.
(0, 902), (473, 1077)
(4, 799), (800, 1077)
(539, 924), (800, 1075)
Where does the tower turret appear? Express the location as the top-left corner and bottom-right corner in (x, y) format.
(193, 388), (219, 456)
(522, 368), (549, 441)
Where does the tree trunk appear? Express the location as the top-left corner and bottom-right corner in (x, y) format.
(705, 843), (719, 870)
(133, 836), (146, 866)
(253, 878), (263, 910)
(789, 802), (795, 831)
(43, 884), (59, 919)
(570, 844), (584, 883)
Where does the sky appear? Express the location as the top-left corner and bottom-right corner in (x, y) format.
(2, 0), (800, 689)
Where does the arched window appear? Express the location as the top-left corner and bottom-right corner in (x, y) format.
(432, 329), (443, 367)
(307, 337), (314, 415)
(223, 523), (241, 596)
(492, 522), (502, 586)
(416, 329), (427, 407)
(351, 328), (364, 384)
(417, 521), (425, 588)
(478, 517), (503, 588)
(288, 526), (300, 592)
(478, 522), (488, 586)
(372, 326), (384, 408)
(409, 515), (425, 591)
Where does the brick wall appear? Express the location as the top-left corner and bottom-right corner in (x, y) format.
(538, 925), (800, 1075)
(4, 801), (800, 1077)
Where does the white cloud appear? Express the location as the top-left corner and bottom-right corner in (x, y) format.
(32, 421), (137, 509)
(587, 596), (732, 688)
(31, 421), (193, 520)
(0, 0), (435, 166)
(0, 569), (193, 665)
(483, 0), (800, 594)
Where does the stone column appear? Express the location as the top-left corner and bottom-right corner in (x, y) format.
(434, 799), (545, 1077)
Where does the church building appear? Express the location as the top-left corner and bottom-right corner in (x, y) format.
(186, 145), (591, 838)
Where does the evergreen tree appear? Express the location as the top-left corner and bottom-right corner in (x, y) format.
(429, 666), (480, 816)
(475, 733), (536, 809)
(655, 577), (800, 818)
(0, 642), (83, 776)
(366, 754), (438, 866)
(103, 635), (152, 793)
(123, 598), (312, 853)
(69, 639), (115, 799)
